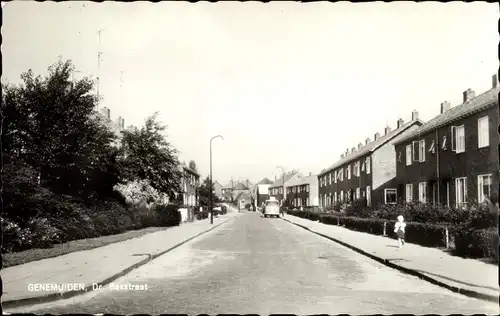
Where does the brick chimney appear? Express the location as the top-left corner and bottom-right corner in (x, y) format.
(397, 118), (404, 129)
(463, 88), (475, 103)
(384, 126), (392, 135)
(374, 132), (380, 140)
(351, 146), (356, 153)
(493, 74), (498, 89)
(101, 107), (111, 119)
(365, 138), (371, 145)
(440, 101), (451, 114)
(341, 153), (345, 159)
(346, 148), (350, 156)
(411, 110), (419, 121)
(358, 142), (363, 150)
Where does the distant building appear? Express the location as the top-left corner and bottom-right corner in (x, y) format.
(254, 177), (274, 207)
(179, 162), (200, 207)
(285, 173), (319, 207)
(269, 170), (301, 205)
(213, 181), (223, 199)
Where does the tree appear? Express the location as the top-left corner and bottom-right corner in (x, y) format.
(188, 160), (197, 172)
(197, 176), (219, 208)
(1, 59), (122, 201)
(120, 112), (183, 201)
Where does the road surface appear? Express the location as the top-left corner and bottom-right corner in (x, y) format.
(6, 212), (498, 315)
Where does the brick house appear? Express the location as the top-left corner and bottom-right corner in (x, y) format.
(285, 173), (319, 207)
(179, 163), (200, 207)
(213, 181), (223, 200)
(393, 74), (499, 208)
(253, 177), (274, 208)
(317, 114), (424, 208)
(268, 170), (301, 205)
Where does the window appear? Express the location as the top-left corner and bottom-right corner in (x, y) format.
(334, 192), (337, 203)
(384, 189), (397, 204)
(478, 116), (489, 148)
(366, 157), (371, 174)
(406, 184), (413, 202)
(455, 177), (467, 206)
(339, 169), (343, 181)
(292, 187), (296, 193)
(451, 125), (465, 153)
(441, 136), (447, 150)
(328, 173), (332, 185)
(429, 140), (435, 154)
(334, 170), (337, 183)
(306, 185), (310, 192)
(478, 174), (492, 203)
(418, 182), (427, 203)
(347, 165), (351, 179)
(366, 186), (371, 206)
(356, 187), (360, 199)
(419, 140), (425, 162)
(361, 160), (365, 171)
(412, 141), (418, 162)
(340, 190), (344, 202)
(406, 145), (412, 166)
(397, 152), (402, 163)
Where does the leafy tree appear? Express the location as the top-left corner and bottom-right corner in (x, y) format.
(188, 160), (197, 172)
(197, 176), (219, 208)
(120, 112), (183, 201)
(1, 59), (122, 201)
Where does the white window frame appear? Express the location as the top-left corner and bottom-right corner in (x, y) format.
(334, 192), (337, 203)
(418, 182), (427, 203)
(328, 173), (332, 185)
(419, 140), (425, 162)
(406, 144), (412, 166)
(478, 174), (492, 203)
(356, 187), (360, 199)
(405, 184), (413, 202)
(452, 125), (465, 153)
(384, 188), (397, 205)
(455, 177), (467, 206)
(333, 170), (337, 183)
(478, 116), (489, 148)
(441, 136), (447, 150)
(366, 186), (371, 206)
(366, 157), (371, 174)
(429, 140), (435, 153)
(347, 165), (351, 179)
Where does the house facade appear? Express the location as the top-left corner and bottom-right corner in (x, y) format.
(317, 114), (424, 208)
(285, 173), (319, 207)
(254, 177), (274, 208)
(180, 163), (200, 207)
(268, 170), (301, 205)
(213, 181), (223, 199)
(393, 74), (499, 208)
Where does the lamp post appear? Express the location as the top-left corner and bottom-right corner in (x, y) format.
(276, 166), (285, 207)
(210, 135), (223, 224)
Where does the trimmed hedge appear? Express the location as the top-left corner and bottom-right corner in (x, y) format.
(155, 204), (182, 227)
(452, 227), (499, 261)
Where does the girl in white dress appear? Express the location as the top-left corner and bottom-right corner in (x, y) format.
(394, 215), (406, 248)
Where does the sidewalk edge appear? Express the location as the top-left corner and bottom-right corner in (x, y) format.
(2, 215), (238, 310)
(282, 217), (499, 304)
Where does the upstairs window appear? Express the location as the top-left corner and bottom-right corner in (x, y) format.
(328, 173), (332, 185)
(334, 170), (337, 183)
(397, 151), (402, 163)
(451, 125), (465, 153)
(418, 140), (425, 162)
(366, 157), (371, 174)
(478, 116), (489, 148)
(406, 145), (412, 166)
(441, 136), (448, 150)
(429, 140), (435, 154)
(347, 165), (351, 179)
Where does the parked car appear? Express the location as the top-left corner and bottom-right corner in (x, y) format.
(263, 200), (280, 218)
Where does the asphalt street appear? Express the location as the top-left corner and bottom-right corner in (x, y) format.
(6, 212), (499, 315)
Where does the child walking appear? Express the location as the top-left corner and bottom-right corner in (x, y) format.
(394, 215), (406, 248)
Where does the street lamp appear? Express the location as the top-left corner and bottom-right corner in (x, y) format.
(210, 135), (224, 225)
(276, 166), (285, 207)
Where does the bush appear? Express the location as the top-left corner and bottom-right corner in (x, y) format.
(340, 216), (386, 235)
(344, 198), (372, 218)
(403, 222), (447, 248)
(452, 227), (499, 261)
(155, 204), (182, 227)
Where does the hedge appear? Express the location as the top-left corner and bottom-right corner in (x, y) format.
(451, 227), (499, 261)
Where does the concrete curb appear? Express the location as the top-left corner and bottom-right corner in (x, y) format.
(282, 217), (499, 304)
(2, 214), (238, 310)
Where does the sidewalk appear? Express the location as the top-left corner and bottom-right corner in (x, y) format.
(282, 214), (499, 303)
(2, 208), (240, 309)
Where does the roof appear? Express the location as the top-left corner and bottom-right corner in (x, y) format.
(222, 181), (234, 189)
(285, 174), (317, 187)
(235, 191), (252, 201)
(318, 119), (424, 176)
(269, 171), (300, 188)
(233, 182), (249, 190)
(257, 177), (274, 185)
(394, 86), (499, 146)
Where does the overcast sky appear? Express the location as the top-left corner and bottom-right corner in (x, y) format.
(3, 1), (498, 184)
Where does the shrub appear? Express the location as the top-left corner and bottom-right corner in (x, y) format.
(344, 198), (372, 218)
(452, 227), (499, 261)
(340, 216), (386, 235)
(403, 222), (447, 248)
(155, 204), (182, 227)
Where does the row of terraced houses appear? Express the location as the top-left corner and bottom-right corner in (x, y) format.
(317, 74), (499, 209)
